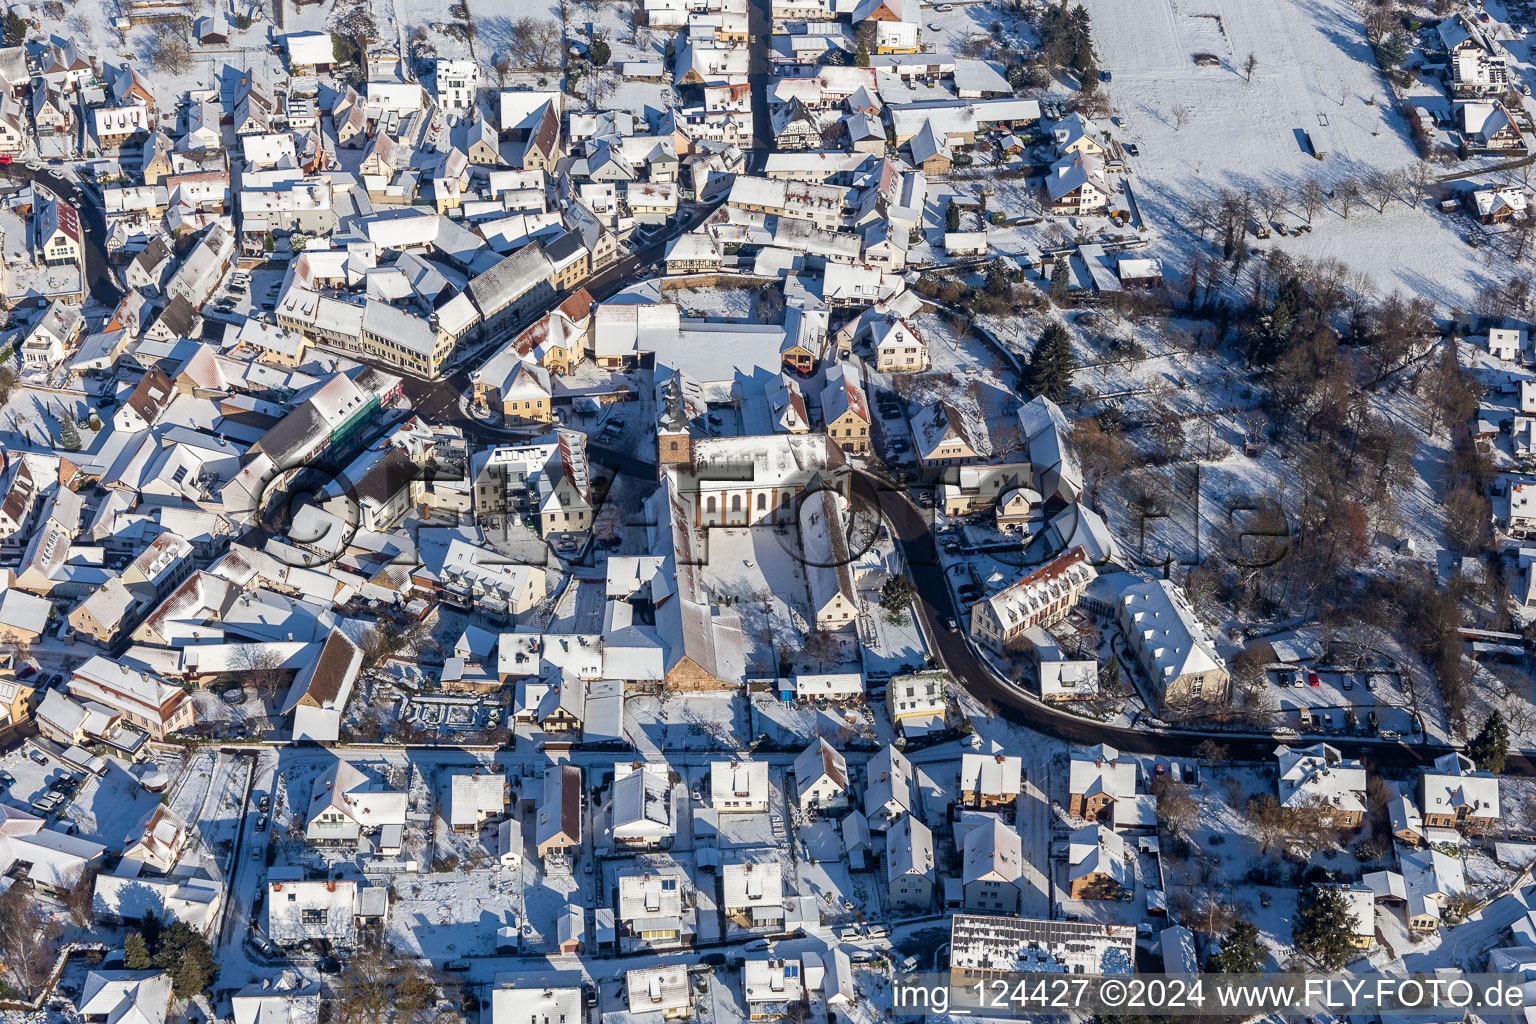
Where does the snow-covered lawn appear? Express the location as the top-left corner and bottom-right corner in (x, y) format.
(1082, 0), (1498, 308)
(626, 693), (747, 756)
(388, 864), (544, 956)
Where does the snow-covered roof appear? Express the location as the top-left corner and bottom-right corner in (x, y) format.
(1068, 744), (1134, 803)
(78, 971), (173, 1024)
(449, 771), (506, 828)
(1117, 579), (1226, 683)
(711, 760), (769, 807)
(961, 751), (1022, 799)
(722, 860), (784, 909)
(962, 815), (1023, 886)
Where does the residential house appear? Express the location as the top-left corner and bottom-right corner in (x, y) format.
(885, 671), (947, 734)
(886, 814), (935, 909)
(449, 770), (507, 832)
(864, 744), (915, 831)
(1462, 100), (1525, 151)
(820, 363), (870, 454)
(799, 487), (859, 630)
(625, 967), (693, 1020)
(66, 657), (194, 740)
(1068, 824), (1130, 899)
(870, 316), (927, 372)
(743, 959), (805, 1021)
(1275, 743), (1367, 828)
(969, 547), (1097, 654)
(610, 761), (675, 849)
(1046, 153), (1111, 215)
(793, 737), (850, 812)
(1419, 752), (1500, 834)
(536, 764), (583, 861)
(262, 874), (377, 948)
(722, 860), (785, 929)
(1115, 579), (1230, 709)
(960, 752), (1022, 809)
(617, 869), (692, 946)
(304, 758), (408, 843)
(77, 972), (173, 1024)
(1068, 744), (1136, 822)
(711, 760), (770, 813)
(961, 815), (1024, 912)
(912, 400), (981, 468)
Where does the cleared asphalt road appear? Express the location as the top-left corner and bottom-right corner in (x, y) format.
(850, 469), (1515, 775)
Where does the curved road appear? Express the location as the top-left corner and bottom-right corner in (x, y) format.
(850, 469), (1525, 776)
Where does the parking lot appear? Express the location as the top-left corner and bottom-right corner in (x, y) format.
(1267, 666), (1419, 737)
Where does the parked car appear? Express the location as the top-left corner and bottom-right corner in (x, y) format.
(258, 795), (270, 812)
(702, 953), (728, 967)
(1365, 678), (1378, 691)
(1124, 143), (1140, 156)
(29, 750), (48, 766)
(1306, 672), (1321, 686)
(745, 939), (772, 952)
(444, 960), (471, 973)
(255, 814), (268, 832)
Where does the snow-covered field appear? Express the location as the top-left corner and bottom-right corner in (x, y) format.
(1083, 0), (1497, 308)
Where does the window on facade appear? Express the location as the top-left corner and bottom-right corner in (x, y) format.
(731, 495), (742, 511)
(757, 493), (767, 510)
(707, 496), (716, 512)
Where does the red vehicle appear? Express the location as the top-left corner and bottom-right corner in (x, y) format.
(0, 155), (13, 164)
(1307, 672), (1321, 686)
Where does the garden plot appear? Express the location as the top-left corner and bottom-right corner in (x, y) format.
(711, 770), (792, 851)
(670, 285), (762, 319)
(899, 312), (1021, 452)
(60, 761), (166, 850)
(798, 858), (873, 926)
(752, 696), (878, 749)
(626, 693), (747, 757)
(387, 866), (540, 957)
(859, 601), (928, 681)
(400, 693), (504, 734)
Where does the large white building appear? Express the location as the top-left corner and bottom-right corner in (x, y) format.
(1115, 579), (1230, 708)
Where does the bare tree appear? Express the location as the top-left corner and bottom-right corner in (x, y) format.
(1334, 177), (1361, 219)
(1361, 169), (1397, 213)
(1295, 178), (1327, 223)
(1406, 160), (1438, 208)
(799, 629), (843, 670)
(146, 24), (193, 74)
(1252, 184), (1285, 223)
(234, 644), (289, 705)
(1151, 775), (1201, 837)
(1242, 52), (1258, 82)
(0, 885), (62, 997)
(1170, 104), (1192, 131)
